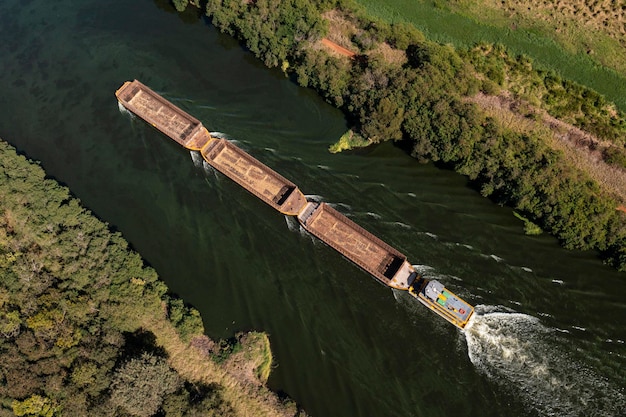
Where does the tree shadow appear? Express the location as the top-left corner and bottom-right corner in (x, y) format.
(120, 328), (168, 360)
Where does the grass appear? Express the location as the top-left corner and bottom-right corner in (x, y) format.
(329, 130), (371, 153)
(246, 332), (273, 383)
(447, 0), (626, 73)
(467, 92), (626, 205)
(354, 0), (626, 111)
(138, 314), (298, 417)
(513, 211), (543, 235)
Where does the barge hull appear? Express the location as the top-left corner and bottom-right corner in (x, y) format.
(115, 80), (211, 150)
(115, 80), (307, 216)
(115, 80), (475, 330)
(298, 202), (415, 290)
(201, 138), (307, 215)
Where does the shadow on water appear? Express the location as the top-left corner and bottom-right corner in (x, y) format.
(152, 0), (204, 24)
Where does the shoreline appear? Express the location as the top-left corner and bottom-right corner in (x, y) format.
(192, 0), (626, 271)
(0, 138), (305, 417)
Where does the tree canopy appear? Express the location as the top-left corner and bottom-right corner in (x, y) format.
(0, 140), (294, 416)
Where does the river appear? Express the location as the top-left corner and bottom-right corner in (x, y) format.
(0, 0), (624, 416)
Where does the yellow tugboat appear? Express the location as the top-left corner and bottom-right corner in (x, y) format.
(409, 277), (474, 329)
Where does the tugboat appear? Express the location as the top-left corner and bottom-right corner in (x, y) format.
(409, 277), (474, 329)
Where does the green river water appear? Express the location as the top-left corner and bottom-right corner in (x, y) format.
(0, 0), (624, 416)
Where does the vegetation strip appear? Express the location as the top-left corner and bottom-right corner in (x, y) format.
(0, 139), (304, 416)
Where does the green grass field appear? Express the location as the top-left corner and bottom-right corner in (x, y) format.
(355, 0), (626, 111)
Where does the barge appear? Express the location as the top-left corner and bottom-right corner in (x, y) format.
(297, 201), (416, 290)
(201, 138), (307, 216)
(115, 80), (474, 329)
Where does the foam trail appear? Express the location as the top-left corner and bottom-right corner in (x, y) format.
(284, 215), (299, 233)
(284, 211), (311, 238)
(305, 195), (324, 202)
(117, 102), (134, 118)
(393, 221), (411, 229)
(490, 254), (504, 262)
(202, 160), (220, 181)
(411, 264), (459, 285)
(190, 151), (203, 168)
(209, 131), (230, 140)
(411, 264), (434, 275)
(464, 305), (625, 416)
(329, 202), (352, 211)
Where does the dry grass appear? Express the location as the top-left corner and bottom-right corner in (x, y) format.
(370, 42), (407, 65)
(319, 10), (406, 64)
(322, 9), (361, 53)
(467, 92), (626, 205)
(138, 313), (300, 417)
(318, 6), (626, 210)
(221, 332), (273, 386)
(450, 0), (626, 73)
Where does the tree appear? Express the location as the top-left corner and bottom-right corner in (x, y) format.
(406, 43), (430, 69)
(110, 353), (181, 417)
(12, 395), (60, 417)
(172, 0), (188, 12)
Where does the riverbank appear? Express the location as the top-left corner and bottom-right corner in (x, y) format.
(180, 0), (625, 271)
(0, 139), (303, 416)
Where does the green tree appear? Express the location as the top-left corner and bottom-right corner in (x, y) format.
(172, 0), (188, 12)
(110, 352), (182, 417)
(0, 310), (21, 338)
(12, 395), (60, 417)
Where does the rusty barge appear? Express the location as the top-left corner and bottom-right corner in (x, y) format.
(115, 80), (474, 329)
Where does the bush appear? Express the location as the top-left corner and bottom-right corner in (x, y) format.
(603, 146), (626, 169)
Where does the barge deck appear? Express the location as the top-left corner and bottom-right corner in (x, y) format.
(201, 138), (307, 216)
(115, 80), (211, 150)
(298, 202), (415, 290)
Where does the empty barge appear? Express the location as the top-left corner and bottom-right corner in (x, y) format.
(115, 79), (474, 329)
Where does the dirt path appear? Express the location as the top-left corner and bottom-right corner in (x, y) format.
(321, 37), (356, 58)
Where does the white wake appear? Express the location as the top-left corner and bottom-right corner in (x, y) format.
(464, 305), (625, 416)
(117, 102), (134, 119)
(190, 151), (203, 168)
